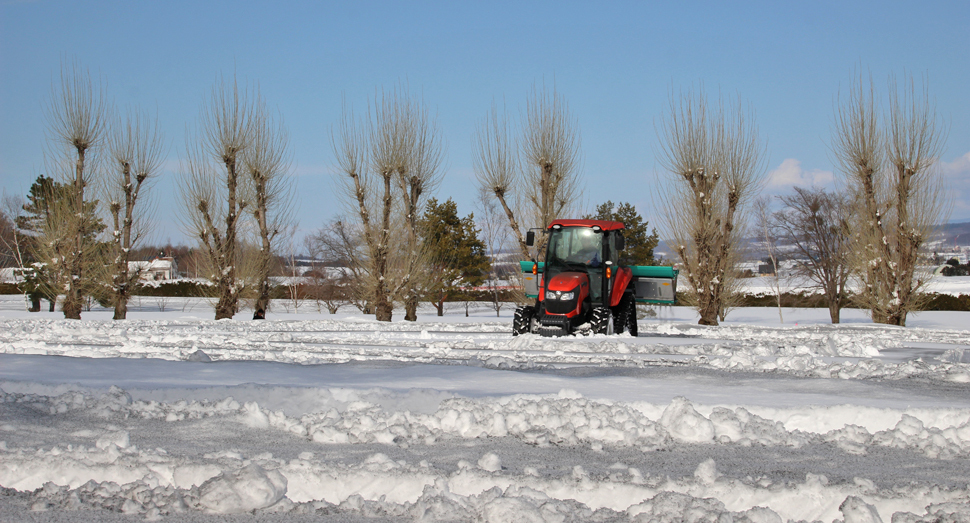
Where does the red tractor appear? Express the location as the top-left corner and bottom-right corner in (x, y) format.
(513, 219), (678, 337)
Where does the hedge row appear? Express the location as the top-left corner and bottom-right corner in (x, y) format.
(3, 281), (970, 311)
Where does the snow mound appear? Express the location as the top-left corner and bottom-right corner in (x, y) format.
(196, 463), (287, 514)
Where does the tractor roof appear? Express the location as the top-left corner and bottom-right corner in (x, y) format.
(547, 219), (625, 231)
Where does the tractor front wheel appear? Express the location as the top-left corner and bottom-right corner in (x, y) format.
(513, 306), (537, 336)
(590, 307), (612, 335)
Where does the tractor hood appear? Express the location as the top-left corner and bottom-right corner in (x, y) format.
(546, 272), (588, 292)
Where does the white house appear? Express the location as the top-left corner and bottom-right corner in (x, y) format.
(129, 257), (179, 281)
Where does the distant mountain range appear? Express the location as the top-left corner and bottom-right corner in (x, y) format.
(653, 221), (970, 263)
(935, 221), (970, 247)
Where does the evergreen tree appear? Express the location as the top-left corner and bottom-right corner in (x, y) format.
(420, 198), (491, 316)
(17, 175), (105, 243)
(585, 201), (659, 266)
(16, 174), (106, 313)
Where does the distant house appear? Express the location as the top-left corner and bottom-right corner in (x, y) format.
(0, 267), (23, 283)
(129, 257), (179, 281)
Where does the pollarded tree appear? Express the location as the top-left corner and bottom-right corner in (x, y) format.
(104, 108), (164, 319)
(420, 198), (491, 316)
(244, 98), (294, 320)
(45, 61), (108, 319)
(384, 89), (443, 321)
(333, 87), (444, 322)
(179, 75), (255, 320)
(584, 201), (660, 266)
(474, 84), (583, 261)
(834, 74), (947, 326)
(656, 89), (766, 326)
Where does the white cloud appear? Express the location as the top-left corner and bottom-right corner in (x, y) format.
(941, 152), (970, 219)
(766, 158), (834, 188)
(942, 152), (970, 177)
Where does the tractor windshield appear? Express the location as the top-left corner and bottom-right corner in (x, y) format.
(545, 226), (605, 302)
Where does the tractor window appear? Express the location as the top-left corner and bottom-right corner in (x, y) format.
(547, 227), (603, 268)
(545, 226), (606, 303)
(608, 232), (622, 265)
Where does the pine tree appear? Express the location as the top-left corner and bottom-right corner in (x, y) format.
(585, 201), (659, 266)
(16, 175), (106, 313)
(18, 175), (105, 244)
(420, 198), (491, 316)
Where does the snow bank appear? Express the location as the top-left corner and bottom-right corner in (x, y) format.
(3, 386), (970, 521)
(2, 315), (969, 384)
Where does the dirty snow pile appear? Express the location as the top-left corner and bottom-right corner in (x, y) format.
(0, 296), (969, 522)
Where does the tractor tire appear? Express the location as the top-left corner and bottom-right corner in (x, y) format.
(615, 292), (637, 337)
(590, 307), (612, 335)
(513, 306), (536, 336)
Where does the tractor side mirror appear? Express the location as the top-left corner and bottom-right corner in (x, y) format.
(526, 231), (535, 247)
(615, 233), (625, 251)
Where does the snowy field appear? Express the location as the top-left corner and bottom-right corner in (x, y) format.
(1, 293), (969, 522)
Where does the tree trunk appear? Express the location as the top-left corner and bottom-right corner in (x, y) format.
(374, 288), (392, 322)
(435, 299), (444, 317)
(405, 295), (418, 321)
(29, 295), (40, 312)
(697, 298), (719, 326)
(214, 277), (236, 320)
(113, 285), (128, 320)
(62, 294), (82, 319)
(828, 302), (841, 324)
(253, 279), (270, 320)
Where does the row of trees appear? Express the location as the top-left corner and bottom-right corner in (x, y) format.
(0, 63), (166, 319)
(464, 76), (946, 328)
(2, 65), (948, 327)
(656, 75), (947, 326)
(1, 64), (294, 320)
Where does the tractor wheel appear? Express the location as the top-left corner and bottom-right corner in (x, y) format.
(627, 300), (639, 337)
(512, 306), (536, 336)
(615, 292), (637, 337)
(612, 307), (625, 335)
(590, 307), (612, 335)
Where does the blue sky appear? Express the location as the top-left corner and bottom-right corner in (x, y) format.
(2, 0), (968, 245)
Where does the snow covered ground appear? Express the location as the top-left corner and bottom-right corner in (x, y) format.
(1, 294), (969, 522)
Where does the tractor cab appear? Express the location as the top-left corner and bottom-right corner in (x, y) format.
(541, 220), (621, 306)
(513, 219), (678, 337)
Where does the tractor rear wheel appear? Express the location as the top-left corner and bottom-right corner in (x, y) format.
(614, 292), (637, 337)
(513, 306), (536, 336)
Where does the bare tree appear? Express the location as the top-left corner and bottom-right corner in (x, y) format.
(104, 108), (164, 319)
(474, 84), (583, 262)
(522, 84), (582, 253)
(333, 88), (443, 322)
(179, 75), (255, 320)
(305, 218), (370, 313)
(754, 196), (783, 324)
(0, 194), (28, 270)
(333, 102), (392, 320)
(475, 186), (511, 316)
(773, 187), (851, 323)
(244, 98), (294, 319)
(474, 102), (527, 258)
(834, 74), (947, 326)
(46, 61), (107, 319)
(656, 89), (766, 326)
(386, 90), (443, 321)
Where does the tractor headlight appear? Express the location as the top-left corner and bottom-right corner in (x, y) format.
(546, 290), (575, 300)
